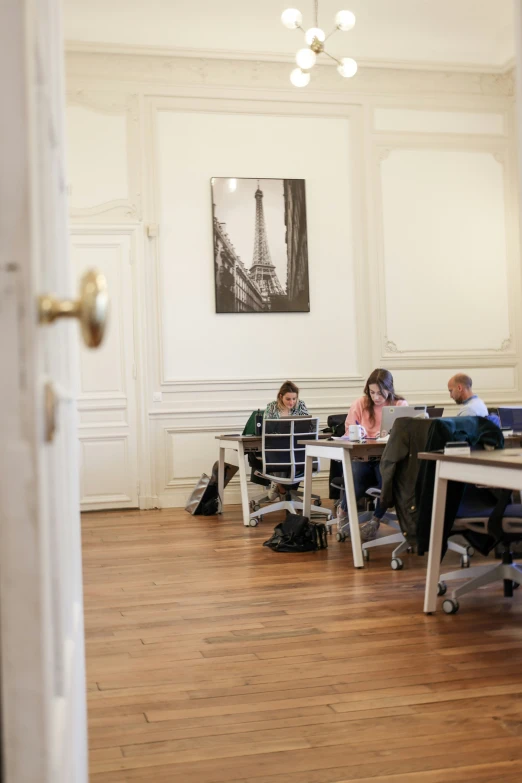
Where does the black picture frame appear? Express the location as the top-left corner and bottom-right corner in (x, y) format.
(211, 177), (310, 313)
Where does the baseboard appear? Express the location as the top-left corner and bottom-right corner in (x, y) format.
(158, 477), (332, 509)
(139, 495), (160, 510)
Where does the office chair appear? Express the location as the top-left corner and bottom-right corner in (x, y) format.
(436, 486), (522, 614)
(360, 487), (473, 570)
(248, 417), (333, 527)
(356, 417), (474, 570)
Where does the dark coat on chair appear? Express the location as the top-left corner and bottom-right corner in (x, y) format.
(415, 417), (504, 556)
(379, 417), (433, 543)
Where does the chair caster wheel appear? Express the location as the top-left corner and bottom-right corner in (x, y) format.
(391, 557), (403, 570)
(466, 546), (475, 556)
(442, 598), (459, 615)
(313, 498), (322, 506)
(249, 518), (259, 527)
(460, 555), (470, 568)
(437, 582), (447, 596)
(336, 532), (346, 542)
(363, 549), (370, 562)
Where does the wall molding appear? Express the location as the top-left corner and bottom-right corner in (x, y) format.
(372, 139), (518, 365)
(65, 51), (514, 100)
(80, 492), (132, 505)
(67, 91), (142, 221)
(65, 41), (515, 78)
(159, 374), (365, 390)
(144, 94), (373, 390)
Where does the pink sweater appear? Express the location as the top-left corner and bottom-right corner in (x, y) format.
(345, 397), (408, 438)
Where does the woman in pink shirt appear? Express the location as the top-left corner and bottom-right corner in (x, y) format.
(338, 369), (407, 540)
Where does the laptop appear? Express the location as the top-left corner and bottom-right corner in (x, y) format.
(498, 407), (522, 432)
(426, 407), (444, 418)
(380, 405), (427, 437)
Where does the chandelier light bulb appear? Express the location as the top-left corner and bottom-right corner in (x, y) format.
(304, 27), (326, 45)
(295, 47), (317, 70)
(290, 67), (311, 87)
(281, 8), (303, 29)
(335, 10), (356, 31)
(337, 57), (357, 77)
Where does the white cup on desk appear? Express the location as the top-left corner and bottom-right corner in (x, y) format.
(348, 424), (365, 442)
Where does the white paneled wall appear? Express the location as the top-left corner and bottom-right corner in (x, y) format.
(65, 52), (521, 509)
(373, 108), (506, 136)
(67, 106), (128, 209)
(155, 108), (359, 382)
(379, 148), (511, 352)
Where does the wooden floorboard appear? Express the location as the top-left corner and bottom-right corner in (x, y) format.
(82, 505), (522, 782)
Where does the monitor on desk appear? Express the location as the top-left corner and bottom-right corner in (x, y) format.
(498, 407), (522, 432)
(380, 405), (427, 437)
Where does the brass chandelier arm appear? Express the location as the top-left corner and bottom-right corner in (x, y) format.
(324, 26), (340, 43)
(323, 49), (342, 66)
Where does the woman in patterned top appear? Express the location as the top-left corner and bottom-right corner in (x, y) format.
(260, 381), (309, 498)
(264, 380), (309, 419)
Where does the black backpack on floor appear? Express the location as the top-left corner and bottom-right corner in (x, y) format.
(263, 514), (328, 553)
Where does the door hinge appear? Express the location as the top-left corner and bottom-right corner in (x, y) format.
(137, 481), (141, 497)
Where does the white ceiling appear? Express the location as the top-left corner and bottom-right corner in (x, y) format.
(63, 0), (514, 69)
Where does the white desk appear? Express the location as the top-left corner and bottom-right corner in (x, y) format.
(299, 439), (387, 569)
(216, 432), (332, 527)
(419, 449), (522, 614)
(215, 435), (261, 527)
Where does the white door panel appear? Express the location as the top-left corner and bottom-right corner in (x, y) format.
(71, 231), (139, 509)
(0, 0), (88, 780)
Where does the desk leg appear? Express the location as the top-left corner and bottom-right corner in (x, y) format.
(424, 462), (448, 614)
(341, 451), (364, 569)
(303, 453), (313, 519)
(237, 442), (251, 527)
(217, 445), (225, 513)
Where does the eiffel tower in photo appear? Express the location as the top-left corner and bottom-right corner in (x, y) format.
(249, 181), (285, 306)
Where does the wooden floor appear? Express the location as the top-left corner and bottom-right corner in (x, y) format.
(83, 504), (522, 782)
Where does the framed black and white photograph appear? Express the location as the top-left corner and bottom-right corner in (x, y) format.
(211, 177), (310, 313)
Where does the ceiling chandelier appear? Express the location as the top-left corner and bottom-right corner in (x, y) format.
(281, 1), (357, 87)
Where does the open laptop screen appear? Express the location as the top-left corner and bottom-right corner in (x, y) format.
(380, 405), (427, 436)
(498, 407), (522, 431)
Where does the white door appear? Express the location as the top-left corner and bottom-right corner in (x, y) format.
(71, 231), (139, 510)
(0, 0), (91, 780)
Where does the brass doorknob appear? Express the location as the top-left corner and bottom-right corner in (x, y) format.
(38, 269), (109, 348)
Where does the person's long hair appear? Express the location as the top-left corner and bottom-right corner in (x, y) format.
(363, 369), (403, 426)
(277, 380), (299, 411)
